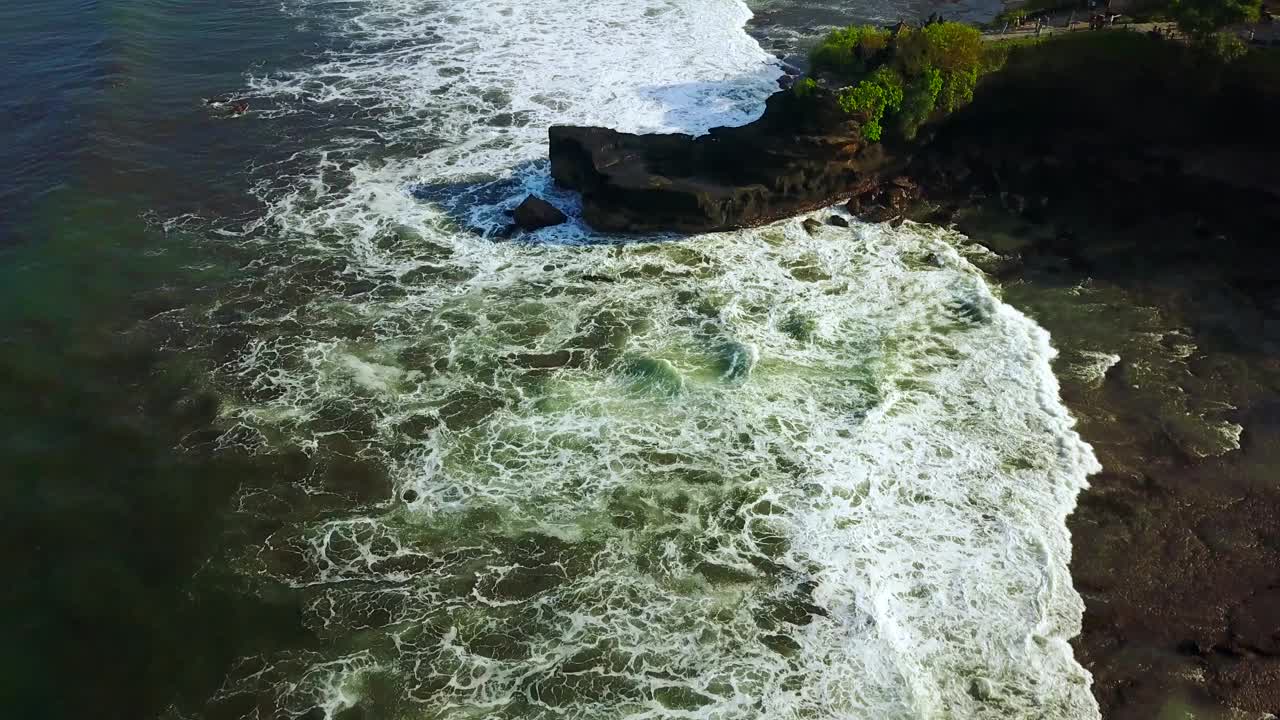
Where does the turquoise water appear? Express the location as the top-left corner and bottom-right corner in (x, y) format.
(4, 2), (1105, 719)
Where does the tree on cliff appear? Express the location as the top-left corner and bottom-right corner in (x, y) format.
(1169, 0), (1261, 58)
(809, 22), (988, 142)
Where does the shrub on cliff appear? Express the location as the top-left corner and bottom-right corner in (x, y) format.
(810, 25), (892, 77)
(1205, 31), (1249, 61)
(792, 76), (819, 98)
(836, 67), (903, 141)
(809, 22), (989, 142)
(1170, 0), (1261, 45)
(897, 68), (943, 139)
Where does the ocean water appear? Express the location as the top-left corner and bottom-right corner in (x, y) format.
(4, 1), (1102, 719)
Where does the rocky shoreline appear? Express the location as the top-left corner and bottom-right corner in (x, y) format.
(546, 32), (1280, 719)
(919, 41), (1280, 718)
(547, 86), (899, 232)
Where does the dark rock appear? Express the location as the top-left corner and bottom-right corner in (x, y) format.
(826, 215), (849, 227)
(969, 678), (996, 701)
(861, 205), (898, 224)
(1001, 191), (1027, 215)
(1230, 589), (1280, 655)
(512, 195), (567, 231)
(801, 218), (824, 235)
(899, 43), (1280, 720)
(549, 88), (900, 233)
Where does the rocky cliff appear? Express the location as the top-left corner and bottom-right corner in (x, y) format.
(548, 88), (900, 233)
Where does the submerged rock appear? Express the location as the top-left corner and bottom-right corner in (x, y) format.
(969, 677), (996, 702)
(512, 195), (567, 230)
(549, 87), (901, 233)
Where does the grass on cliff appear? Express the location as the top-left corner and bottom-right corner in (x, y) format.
(985, 27), (1273, 79)
(970, 30), (1280, 143)
(808, 23), (1280, 144)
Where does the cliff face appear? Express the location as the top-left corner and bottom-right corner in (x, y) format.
(550, 35), (1280, 244)
(908, 36), (1280, 292)
(902, 38), (1280, 720)
(549, 88), (899, 233)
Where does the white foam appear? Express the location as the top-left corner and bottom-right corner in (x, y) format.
(1070, 350), (1120, 388)
(204, 1), (1102, 718)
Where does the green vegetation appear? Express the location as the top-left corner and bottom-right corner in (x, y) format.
(804, 16), (1274, 143)
(1170, 0), (1261, 41)
(976, 28), (1280, 120)
(1206, 28), (1249, 60)
(809, 22), (990, 141)
(1169, 0), (1261, 58)
(835, 67), (902, 141)
(986, 17), (1268, 73)
(809, 25), (891, 77)
(792, 76), (819, 98)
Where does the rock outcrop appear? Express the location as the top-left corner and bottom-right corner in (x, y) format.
(549, 88), (900, 233)
(512, 195), (567, 231)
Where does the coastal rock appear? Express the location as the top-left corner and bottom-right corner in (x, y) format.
(512, 195), (567, 230)
(802, 218), (824, 235)
(1230, 589), (1280, 655)
(549, 88), (900, 233)
(826, 215), (849, 227)
(861, 204), (899, 224)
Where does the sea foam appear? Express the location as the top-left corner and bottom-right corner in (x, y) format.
(202, 1), (1101, 718)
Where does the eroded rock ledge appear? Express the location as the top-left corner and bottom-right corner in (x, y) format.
(549, 88), (901, 233)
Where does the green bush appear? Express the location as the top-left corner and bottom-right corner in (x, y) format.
(837, 67), (904, 141)
(1206, 31), (1248, 62)
(810, 25), (891, 77)
(897, 68), (943, 139)
(792, 76), (819, 98)
(810, 21), (991, 142)
(1170, 0), (1261, 43)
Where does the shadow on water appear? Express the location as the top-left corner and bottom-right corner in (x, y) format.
(407, 159), (628, 245)
(407, 160), (558, 238)
(409, 160), (705, 248)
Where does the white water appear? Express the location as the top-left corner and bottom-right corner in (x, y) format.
(204, 1), (1101, 718)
